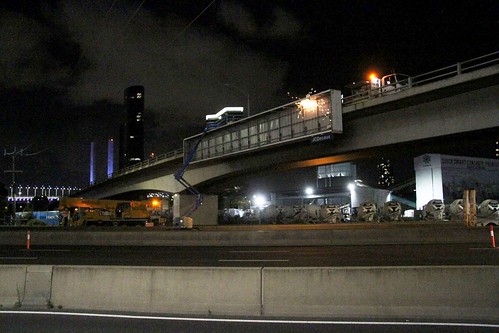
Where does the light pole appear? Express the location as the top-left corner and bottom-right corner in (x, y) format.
(4, 146), (43, 221)
(224, 83), (250, 117)
(4, 147), (24, 220)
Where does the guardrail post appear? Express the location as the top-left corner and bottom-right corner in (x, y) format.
(26, 229), (31, 250)
(463, 190), (470, 226)
(456, 62), (462, 75)
(463, 189), (476, 227)
(469, 189), (476, 226)
(490, 225), (496, 248)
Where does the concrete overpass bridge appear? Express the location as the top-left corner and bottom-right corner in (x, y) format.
(79, 51), (499, 199)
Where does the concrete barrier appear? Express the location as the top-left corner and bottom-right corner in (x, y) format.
(23, 265), (53, 307)
(0, 224), (491, 246)
(1, 265), (497, 321)
(0, 265), (26, 308)
(51, 266), (261, 316)
(262, 266), (499, 321)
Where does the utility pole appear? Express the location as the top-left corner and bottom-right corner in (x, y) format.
(3, 146), (42, 223)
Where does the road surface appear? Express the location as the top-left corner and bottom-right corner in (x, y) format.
(1, 243), (498, 267)
(1, 311), (498, 333)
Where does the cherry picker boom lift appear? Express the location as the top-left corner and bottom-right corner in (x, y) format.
(173, 127), (208, 227)
(173, 107), (244, 227)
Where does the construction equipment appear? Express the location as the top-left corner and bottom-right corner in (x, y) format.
(449, 199), (464, 220)
(205, 107), (244, 130)
(174, 107), (244, 227)
(173, 128), (208, 227)
(382, 201), (403, 221)
(319, 204), (344, 223)
(422, 199), (446, 220)
(358, 202), (377, 222)
(478, 199), (499, 219)
(58, 197), (163, 227)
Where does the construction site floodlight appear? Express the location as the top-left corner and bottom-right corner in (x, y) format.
(253, 194), (266, 208)
(305, 187), (314, 196)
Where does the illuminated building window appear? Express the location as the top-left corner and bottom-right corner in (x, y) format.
(377, 158), (394, 188)
(120, 85), (145, 169)
(317, 162), (356, 189)
(318, 163), (353, 179)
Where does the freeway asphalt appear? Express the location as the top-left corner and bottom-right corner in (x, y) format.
(0, 222), (497, 266)
(1, 243), (498, 267)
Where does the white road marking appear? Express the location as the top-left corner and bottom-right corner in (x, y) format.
(19, 249), (71, 252)
(0, 257), (38, 260)
(219, 259), (289, 262)
(229, 250), (290, 253)
(469, 247), (499, 251)
(1, 311), (498, 328)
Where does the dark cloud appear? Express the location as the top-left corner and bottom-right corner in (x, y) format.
(0, 11), (70, 90)
(218, 1), (303, 39)
(54, 1), (288, 111)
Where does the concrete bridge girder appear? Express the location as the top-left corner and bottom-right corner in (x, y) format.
(343, 84), (499, 151)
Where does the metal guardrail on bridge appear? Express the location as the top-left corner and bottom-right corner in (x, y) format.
(83, 148), (184, 190)
(341, 50), (499, 105)
(112, 148), (184, 178)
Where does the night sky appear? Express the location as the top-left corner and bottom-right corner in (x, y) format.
(0, 0), (498, 189)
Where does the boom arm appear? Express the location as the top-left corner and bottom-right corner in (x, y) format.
(174, 127), (208, 218)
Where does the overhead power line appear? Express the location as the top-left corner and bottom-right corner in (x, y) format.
(126, 0), (147, 26)
(3, 146), (45, 218)
(166, 0), (217, 48)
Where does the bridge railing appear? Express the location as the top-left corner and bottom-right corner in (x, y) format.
(80, 149), (184, 190)
(411, 51), (499, 86)
(343, 50), (499, 105)
(95, 148), (184, 183)
(114, 148), (183, 177)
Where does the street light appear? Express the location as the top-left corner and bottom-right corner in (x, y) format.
(224, 83), (250, 117)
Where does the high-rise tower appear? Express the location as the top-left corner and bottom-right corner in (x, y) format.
(119, 86), (145, 169)
(89, 142), (95, 185)
(107, 139), (114, 178)
(377, 158), (394, 188)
